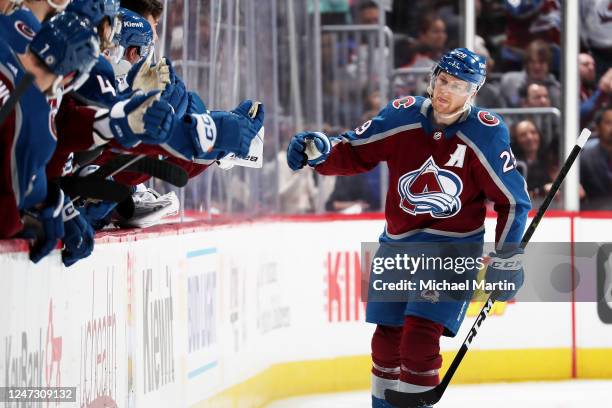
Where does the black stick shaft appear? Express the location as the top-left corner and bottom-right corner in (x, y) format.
(0, 72), (34, 128)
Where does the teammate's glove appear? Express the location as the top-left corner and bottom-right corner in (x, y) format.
(485, 247), (525, 302)
(205, 100), (265, 159)
(167, 99), (264, 161)
(186, 91), (206, 115)
(61, 199), (95, 267)
(161, 78), (188, 119)
(109, 90), (175, 148)
(287, 132), (331, 170)
(126, 52), (171, 93)
(21, 183), (65, 263)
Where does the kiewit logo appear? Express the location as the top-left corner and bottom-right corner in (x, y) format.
(124, 21), (144, 28)
(398, 157), (463, 218)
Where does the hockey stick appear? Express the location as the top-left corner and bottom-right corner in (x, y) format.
(385, 128), (592, 408)
(0, 72), (34, 128)
(123, 156), (188, 187)
(70, 154), (145, 203)
(60, 177), (132, 202)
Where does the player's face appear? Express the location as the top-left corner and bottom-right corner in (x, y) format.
(431, 72), (472, 114)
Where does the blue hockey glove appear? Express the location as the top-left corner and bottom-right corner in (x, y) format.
(21, 184), (65, 263)
(109, 90), (175, 148)
(485, 247), (525, 302)
(61, 199), (95, 267)
(206, 100), (265, 159)
(287, 132), (331, 170)
(165, 99), (264, 161)
(161, 78), (188, 118)
(82, 200), (118, 230)
(186, 91), (207, 115)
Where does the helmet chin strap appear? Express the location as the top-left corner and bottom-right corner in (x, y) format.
(434, 96), (473, 123)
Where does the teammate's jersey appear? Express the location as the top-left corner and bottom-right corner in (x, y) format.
(73, 55), (128, 108)
(316, 96), (531, 250)
(0, 38), (56, 237)
(0, 6), (40, 54)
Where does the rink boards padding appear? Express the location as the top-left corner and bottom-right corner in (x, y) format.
(0, 213), (611, 407)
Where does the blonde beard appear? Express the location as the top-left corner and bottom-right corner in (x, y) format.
(431, 95), (474, 126)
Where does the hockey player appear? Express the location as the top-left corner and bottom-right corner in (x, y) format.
(0, 0), (41, 53)
(0, 12), (99, 265)
(286, 48), (531, 407)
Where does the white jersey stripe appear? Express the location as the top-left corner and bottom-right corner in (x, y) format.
(456, 131), (516, 251)
(347, 123), (422, 147)
(384, 224), (485, 240)
(372, 362), (401, 374)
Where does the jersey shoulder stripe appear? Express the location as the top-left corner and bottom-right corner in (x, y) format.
(342, 95), (425, 146)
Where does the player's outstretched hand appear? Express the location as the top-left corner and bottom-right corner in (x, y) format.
(485, 248), (525, 302)
(109, 90), (175, 148)
(21, 183), (65, 263)
(287, 132), (331, 170)
(212, 100), (265, 158)
(61, 199), (95, 267)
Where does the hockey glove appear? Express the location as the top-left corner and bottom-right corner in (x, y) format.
(161, 77), (188, 119)
(167, 99), (264, 161)
(61, 198), (95, 267)
(109, 90), (175, 148)
(126, 52), (171, 93)
(485, 247), (525, 302)
(206, 100), (265, 159)
(186, 91), (207, 115)
(287, 132), (331, 170)
(21, 183), (65, 263)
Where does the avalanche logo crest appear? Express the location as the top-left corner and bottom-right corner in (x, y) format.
(398, 157), (463, 218)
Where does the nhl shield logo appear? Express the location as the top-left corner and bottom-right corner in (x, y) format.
(398, 157), (463, 218)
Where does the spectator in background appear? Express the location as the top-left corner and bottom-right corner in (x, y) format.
(473, 36), (506, 108)
(357, 0), (379, 24)
(501, 0), (561, 73)
(395, 12), (448, 96)
(326, 166), (382, 213)
(511, 120), (551, 198)
(408, 12), (448, 67)
(500, 39), (561, 108)
(514, 82), (559, 146)
(580, 0), (612, 80)
(580, 107), (612, 209)
(522, 82), (551, 108)
(579, 52), (612, 128)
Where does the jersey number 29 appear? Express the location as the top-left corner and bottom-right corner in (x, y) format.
(499, 150), (517, 173)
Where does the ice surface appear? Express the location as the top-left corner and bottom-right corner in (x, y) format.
(266, 380), (612, 408)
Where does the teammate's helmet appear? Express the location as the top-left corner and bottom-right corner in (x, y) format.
(66, 0), (120, 27)
(433, 48), (487, 92)
(504, 0), (544, 18)
(113, 8), (153, 60)
(29, 12), (100, 91)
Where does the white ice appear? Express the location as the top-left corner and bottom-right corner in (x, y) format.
(266, 380), (612, 408)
